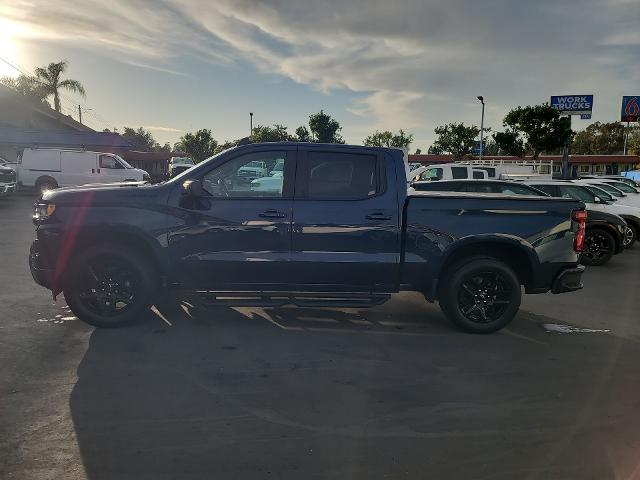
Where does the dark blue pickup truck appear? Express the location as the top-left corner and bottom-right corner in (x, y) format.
(30, 143), (586, 333)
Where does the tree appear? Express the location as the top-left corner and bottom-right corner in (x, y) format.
(0, 74), (49, 105)
(34, 60), (86, 112)
(492, 130), (525, 157)
(628, 129), (640, 156)
(414, 148), (422, 154)
(121, 127), (158, 151)
(503, 104), (572, 159)
(308, 110), (344, 143)
(427, 144), (444, 154)
(295, 125), (311, 142)
(431, 123), (480, 160)
(175, 129), (218, 163)
(213, 140), (239, 154)
(363, 129), (414, 149)
(251, 124), (291, 143)
(571, 122), (628, 155)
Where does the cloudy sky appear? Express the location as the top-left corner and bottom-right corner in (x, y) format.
(1, 0), (638, 149)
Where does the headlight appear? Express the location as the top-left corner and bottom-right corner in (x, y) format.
(33, 203), (56, 223)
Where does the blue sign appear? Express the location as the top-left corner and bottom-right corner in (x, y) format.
(550, 95), (594, 116)
(472, 140), (486, 155)
(580, 114), (591, 120)
(621, 96), (640, 122)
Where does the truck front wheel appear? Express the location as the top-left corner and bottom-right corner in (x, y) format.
(439, 256), (521, 334)
(63, 245), (157, 327)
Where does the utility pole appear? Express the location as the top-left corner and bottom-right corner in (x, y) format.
(250, 112), (253, 137)
(561, 115), (572, 179)
(477, 96), (485, 161)
(78, 105), (82, 125)
(623, 121), (630, 155)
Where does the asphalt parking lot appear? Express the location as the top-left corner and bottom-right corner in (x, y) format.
(2, 193), (640, 480)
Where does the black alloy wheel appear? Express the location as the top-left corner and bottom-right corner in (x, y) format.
(439, 256), (521, 334)
(581, 229), (615, 266)
(623, 224), (637, 248)
(457, 271), (513, 324)
(64, 245), (156, 327)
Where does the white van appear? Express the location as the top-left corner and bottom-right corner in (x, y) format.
(18, 148), (149, 193)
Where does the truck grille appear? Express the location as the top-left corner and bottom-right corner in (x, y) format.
(0, 171), (16, 183)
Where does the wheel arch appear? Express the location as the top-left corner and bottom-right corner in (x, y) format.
(586, 222), (622, 253)
(54, 226), (167, 296)
(434, 237), (537, 298)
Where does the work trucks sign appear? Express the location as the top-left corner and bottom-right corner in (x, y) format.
(550, 95), (594, 117)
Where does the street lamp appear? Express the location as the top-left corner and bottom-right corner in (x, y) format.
(249, 112), (253, 137)
(477, 96), (485, 161)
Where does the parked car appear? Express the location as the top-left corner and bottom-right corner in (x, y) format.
(0, 156), (17, 197)
(30, 143), (586, 333)
(251, 159), (284, 193)
(528, 181), (640, 249)
(581, 175), (639, 188)
(168, 157), (195, 178)
(411, 179), (548, 196)
(237, 160), (268, 179)
(413, 179), (627, 266)
(574, 179), (640, 209)
(18, 148), (149, 194)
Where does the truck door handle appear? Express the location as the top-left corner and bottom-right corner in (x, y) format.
(259, 210), (286, 219)
(366, 212), (392, 221)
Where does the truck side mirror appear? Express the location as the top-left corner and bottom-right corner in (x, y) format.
(182, 179), (206, 197)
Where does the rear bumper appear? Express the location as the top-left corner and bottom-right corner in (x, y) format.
(29, 239), (54, 290)
(551, 265), (585, 294)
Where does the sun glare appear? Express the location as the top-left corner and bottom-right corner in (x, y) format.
(0, 18), (24, 77)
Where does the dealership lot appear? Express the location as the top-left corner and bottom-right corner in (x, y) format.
(2, 193), (640, 479)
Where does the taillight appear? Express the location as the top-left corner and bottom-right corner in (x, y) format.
(572, 209), (587, 252)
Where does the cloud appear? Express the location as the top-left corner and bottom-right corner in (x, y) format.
(141, 125), (184, 133)
(4, 0), (639, 145)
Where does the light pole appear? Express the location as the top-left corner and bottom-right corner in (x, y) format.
(477, 96), (485, 161)
(249, 112), (253, 137)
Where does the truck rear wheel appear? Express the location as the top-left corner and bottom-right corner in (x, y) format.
(63, 245), (157, 327)
(439, 256), (521, 334)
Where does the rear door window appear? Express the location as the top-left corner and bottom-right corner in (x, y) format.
(298, 152), (378, 200)
(451, 167), (468, 179)
(472, 170), (485, 179)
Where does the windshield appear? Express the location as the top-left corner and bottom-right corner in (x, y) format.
(558, 184), (596, 203)
(584, 185), (614, 202)
(417, 167), (443, 181)
(592, 183), (625, 197)
(114, 155), (134, 169)
(605, 181), (638, 194)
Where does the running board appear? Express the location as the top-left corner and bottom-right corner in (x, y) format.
(191, 291), (390, 308)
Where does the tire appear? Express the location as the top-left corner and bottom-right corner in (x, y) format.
(438, 256), (521, 334)
(63, 245), (157, 327)
(624, 223), (637, 249)
(580, 228), (615, 266)
(35, 177), (58, 195)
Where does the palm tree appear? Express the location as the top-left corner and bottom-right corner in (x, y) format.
(34, 61), (86, 112)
